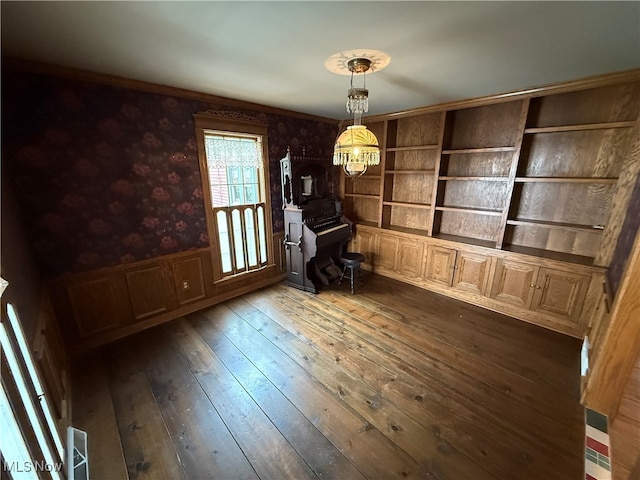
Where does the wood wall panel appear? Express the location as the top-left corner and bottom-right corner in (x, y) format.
(610, 356), (640, 480)
(125, 266), (170, 319)
(68, 278), (123, 337)
(173, 256), (206, 305)
(48, 242), (284, 351)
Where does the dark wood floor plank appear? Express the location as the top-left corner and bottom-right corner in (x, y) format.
(348, 278), (581, 395)
(73, 274), (586, 480)
(165, 317), (321, 480)
(105, 339), (188, 480)
(241, 287), (579, 479)
(166, 318), (368, 480)
(72, 350), (128, 480)
(277, 283), (583, 430)
(220, 298), (497, 480)
(130, 326), (260, 480)
(275, 283), (584, 467)
(191, 306), (436, 480)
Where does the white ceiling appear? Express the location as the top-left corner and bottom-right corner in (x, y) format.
(2, 1), (639, 120)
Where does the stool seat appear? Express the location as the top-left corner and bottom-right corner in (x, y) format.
(339, 252), (366, 294)
(340, 252), (365, 266)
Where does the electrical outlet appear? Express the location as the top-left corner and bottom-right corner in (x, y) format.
(181, 280), (190, 291)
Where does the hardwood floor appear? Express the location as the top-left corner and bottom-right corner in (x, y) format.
(72, 274), (585, 480)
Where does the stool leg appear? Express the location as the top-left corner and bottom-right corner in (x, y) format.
(339, 266), (347, 285)
(350, 266), (356, 294)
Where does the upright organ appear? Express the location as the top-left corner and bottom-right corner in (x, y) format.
(280, 150), (352, 292)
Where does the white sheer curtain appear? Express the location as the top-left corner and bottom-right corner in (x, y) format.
(204, 134), (262, 169)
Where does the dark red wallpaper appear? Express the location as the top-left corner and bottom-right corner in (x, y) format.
(2, 69), (338, 278)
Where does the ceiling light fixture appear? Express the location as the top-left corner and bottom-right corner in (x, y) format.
(332, 57), (382, 179)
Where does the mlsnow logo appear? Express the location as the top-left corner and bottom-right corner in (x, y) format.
(3, 460), (64, 473)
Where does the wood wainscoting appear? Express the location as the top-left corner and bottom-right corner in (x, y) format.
(72, 273), (584, 480)
(48, 233), (286, 352)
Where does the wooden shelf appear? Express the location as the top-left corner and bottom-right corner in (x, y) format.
(387, 145), (439, 152)
(507, 218), (606, 233)
(514, 177), (619, 184)
(432, 233), (497, 249)
(439, 176), (509, 182)
(356, 175), (382, 180)
(441, 147), (517, 155)
(502, 244), (596, 266)
(524, 121), (636, 134)
(385, 225), (430, 237)
(344, 193), (380, 199)
(386, 169), (435, 175)
(436, 206), (503, 217)
(383, 201), (431, 209)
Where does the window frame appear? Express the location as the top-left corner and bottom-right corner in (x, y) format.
(193, 113), (274, 282)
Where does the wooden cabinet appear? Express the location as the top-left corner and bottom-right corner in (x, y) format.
(424, 246), (491, 295)
(452, 250), (492, 296)
(342, 71), (640, 267)
(424, 245), (456, 286)
(355, 224), (600, 336)
(339, 71), (639, 337)
(350, 227), (377, 270)
(490, 258), (589, 321)
(376, 233), (425, 279)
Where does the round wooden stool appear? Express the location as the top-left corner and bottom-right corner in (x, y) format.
(339, 252), (366, 294)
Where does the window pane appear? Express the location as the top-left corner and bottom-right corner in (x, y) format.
(244, 185), (258, 204)
(228, 185), (243, 206)
(211, 185), (228, 208)
(216, 211), (232, 273)
(231, 209), (245, 270)
(257, 206), (267, 263)
(244, 208), (257, 267)
(228, 166), (242, 185)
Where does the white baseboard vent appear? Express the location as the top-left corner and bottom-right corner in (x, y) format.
(67, 427), (89, 480)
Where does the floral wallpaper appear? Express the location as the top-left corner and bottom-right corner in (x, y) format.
(2, 69), (338, 279)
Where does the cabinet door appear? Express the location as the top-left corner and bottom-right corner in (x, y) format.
(531, 267), (589, 320)
(398, 239), (426, 278)
(452, 251), (491, 295)
(490, 258), (537, 308)
(424, 245), (456, 286)
(350, 229), (377, 269)
(376, 234), (400, 274)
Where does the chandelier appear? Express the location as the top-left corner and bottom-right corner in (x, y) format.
(333, 57), (381, 178)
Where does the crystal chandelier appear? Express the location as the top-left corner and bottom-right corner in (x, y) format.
(333, 58), (381, 178)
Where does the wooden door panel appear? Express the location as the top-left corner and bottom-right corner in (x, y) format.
(490, 259), (537, 308)
(425, 245), (456, 286)
(125, 266), (170, 320)
(398, 240), (425, 278)
(377, 235), (400, 273)
(68, 278), (123, 337)
(453, 251), (491, 295)
(350, 229), (377, 269)
(532, 268), (589, 320)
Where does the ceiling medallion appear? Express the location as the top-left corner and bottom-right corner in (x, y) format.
(324, 48), (391, 75)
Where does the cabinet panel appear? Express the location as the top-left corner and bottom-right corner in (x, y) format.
(424, 245), (456, 286)
(398, 240), (426, 278)
(350, 228), (377, 270)
(532, 268), (589, 320)
(490, 259), (537, 308)
(376, 235), (400, 273)
(453, 251), (491, 295)
(125, 266), (170, 319)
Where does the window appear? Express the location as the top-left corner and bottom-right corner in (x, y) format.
(1, 303), (64, 479)
(194, 114), (273, 280)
